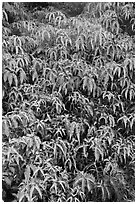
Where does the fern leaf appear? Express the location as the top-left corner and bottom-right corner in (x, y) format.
(70, 122), (76, 140)
(8, 73), (13, 86)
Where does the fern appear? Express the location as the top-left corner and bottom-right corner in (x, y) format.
(2, 2), (135, 202)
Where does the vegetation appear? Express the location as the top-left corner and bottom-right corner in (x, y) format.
(2, 2), (135, 202)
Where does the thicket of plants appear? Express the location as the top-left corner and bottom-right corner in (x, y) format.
(2, 2), (135, 202)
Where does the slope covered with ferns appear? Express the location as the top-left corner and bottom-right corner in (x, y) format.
(2, 2), (135, 202)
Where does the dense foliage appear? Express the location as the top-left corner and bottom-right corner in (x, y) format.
(2, 2), (135, 202)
